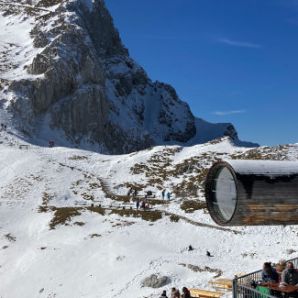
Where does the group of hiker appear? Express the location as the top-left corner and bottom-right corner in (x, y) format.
(126, 187), (172, 210)
(159, 287), (191, 298)
(161, 189), (171, 200)
(128, 188), (172, 201)
(135, 198), (150, 210)
(127, 188), (138, 197)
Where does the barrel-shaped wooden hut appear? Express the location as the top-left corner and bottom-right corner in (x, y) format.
(205, 160), (298, 226)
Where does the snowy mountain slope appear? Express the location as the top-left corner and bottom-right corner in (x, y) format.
(0, 130), (297, 298)
(188, 118), (258, 147)
(0, 0), (255, 153)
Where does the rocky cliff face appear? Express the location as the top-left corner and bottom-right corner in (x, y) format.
(0, 0), (253, 153)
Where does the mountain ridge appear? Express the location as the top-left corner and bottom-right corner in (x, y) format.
(0, 0), (257, 153)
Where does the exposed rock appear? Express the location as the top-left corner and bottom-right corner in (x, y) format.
(141, 274), (170, 288)
(179, 263), (223, 278)
(0, 0), (255, 153)
(286, 249), (296, 255)
(30, 26), (49, 48)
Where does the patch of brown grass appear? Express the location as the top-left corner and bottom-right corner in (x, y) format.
(68, 155), (88, 161)
(36, 0), (62, 7)
(143, 199), (169, 206)
(49, 207), (82, 230)
(110, 209), (163, 222)
(87, 206), (105, 216)
(74, 221), (85, 226)
(169, 214), (180, 222)
(90, 234), (101, 238)
(180, 200), (206, 213)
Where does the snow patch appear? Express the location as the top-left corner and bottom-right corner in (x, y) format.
(226, 159), (298, 176)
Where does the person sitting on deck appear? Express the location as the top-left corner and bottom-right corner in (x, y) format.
(276, 259), (287, 274)
(262, 262), (279, 283)
(281, 262), (298, 286)
(276, 259), (287, 281)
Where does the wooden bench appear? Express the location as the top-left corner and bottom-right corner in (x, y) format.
(209, 278), (232, 290)
(189, 288), (223, 298)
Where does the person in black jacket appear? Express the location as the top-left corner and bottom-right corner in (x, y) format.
(262, 262), (279, 283)
(159, 290), (168, 298)
(281, 262), (298, 285)
(181, 287), (191, 298)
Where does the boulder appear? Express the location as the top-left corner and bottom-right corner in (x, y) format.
(141, 274), (170, 288)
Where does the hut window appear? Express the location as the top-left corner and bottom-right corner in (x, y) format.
(214, 167), (237, 221)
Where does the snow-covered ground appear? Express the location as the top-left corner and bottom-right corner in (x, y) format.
(1, 1), (297, 296)
(1, 130), (298, 298)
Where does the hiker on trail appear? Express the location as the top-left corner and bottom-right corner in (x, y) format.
(162, 189), (166, 200)
(188, 245), (194, 251)
(167, 192), (171, 200)
(127, 188), (132, 196)
(159, 290), (168, 298)
(141, 200), (146, 210)
(133, 189), (138, 198)
(262, 262), (279, 283)
(181, 287), (191, 298)
(136, 199), (140, 210)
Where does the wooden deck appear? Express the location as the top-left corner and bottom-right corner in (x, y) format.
(189, 288), (223, 298)
(209, 278), (232, 290)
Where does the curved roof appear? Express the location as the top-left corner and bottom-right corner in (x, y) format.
(224, 160), (298, 176)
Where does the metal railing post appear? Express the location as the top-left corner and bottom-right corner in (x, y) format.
(233, 277), (238, 298)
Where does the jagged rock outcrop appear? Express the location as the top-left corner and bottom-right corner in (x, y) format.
(0, 0), (255, 153)
(188, 118), (258, 147)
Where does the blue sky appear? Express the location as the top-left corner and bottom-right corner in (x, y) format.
(105, 0), (298, 146)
